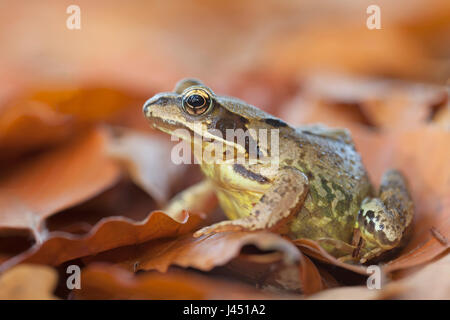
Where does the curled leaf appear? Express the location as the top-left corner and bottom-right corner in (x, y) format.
(0, 87), (137, 158)
(0, 210), (205, 273)
(85, 231), (323, 294)
(0, 129), (120, 238)
(75, 263), (275, 300)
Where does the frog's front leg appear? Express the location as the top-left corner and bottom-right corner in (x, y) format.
(354, 169), (414, 262)
(164, 180), (217, 217)
(194, 167), (309, 237)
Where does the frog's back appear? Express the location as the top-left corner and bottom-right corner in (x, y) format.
(283, 128), (373, 243)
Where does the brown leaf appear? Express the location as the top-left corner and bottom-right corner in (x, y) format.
(0, 210), (204, 273)
(0, 264), (58, 300)
(0, 129), (120, 238)
(280, 74), (448, 129)
(87, 232), (298, 271)
(0, 87), (138, 158)
(260, 26), (431, 80)
(74, 263), (275, 300)
(293, 239), (367, 275)
(84, 231), (323, 294)
(309, 254), (450, 300)
(106, 127), (187, 205)
(308, 286), (379, 300)
(378, 254), (450, 299)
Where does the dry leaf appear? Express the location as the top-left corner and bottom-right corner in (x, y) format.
(309, 254), (450, 300)
(0, 264), (58, 300)
(0, 129), (120, 239)
(84, 231), (323, 294)
(0, 87), (138, 158)
(106, 127), (187, 205)
(378, 254), (450, 299)
(74, 263), (275, 300)
(280, 74), (447, 129)
(308, 286), (379, 300)
(0, 210), (205, 273)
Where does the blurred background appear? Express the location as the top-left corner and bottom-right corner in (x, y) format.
(0, 0), (448, 163)
(1, 0), (449, 96)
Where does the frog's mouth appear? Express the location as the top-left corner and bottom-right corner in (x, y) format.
(145, 114), (195, 141)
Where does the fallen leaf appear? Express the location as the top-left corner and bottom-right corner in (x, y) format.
(106, 127), (187, 205)
(0, 87), (139, 159)
(0, 210), (205, 273)
(293, 239), (367, 275)
(309, 254), (450, 300)
(260, 25), (431, 80)
(74, 263), (275, 300)
(308, 286), (379, 300)
(378, 254), (450, 299)
(0, 129), (120, 239)
(0, 264), (58, 300)
(84, 231), (323, 294)
(86, 232), (300, 272)
(280, 74), (448, 129)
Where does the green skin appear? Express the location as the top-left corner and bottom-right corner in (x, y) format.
(143, 79), (414, 263)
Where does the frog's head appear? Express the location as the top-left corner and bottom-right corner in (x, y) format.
(145, 79), (273, 139)
(143, 78), (290, 160)
(144, 79), (215, 138)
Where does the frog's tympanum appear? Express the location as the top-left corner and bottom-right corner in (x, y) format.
(143, 79), (414, 263)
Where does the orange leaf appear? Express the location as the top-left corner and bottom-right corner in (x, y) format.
(309, 254), (450, 300)
(85, 231), (323, 294)
(0, 129), (120, 238)
(0, 210), (204, 272)
(280, 74), (447, 130)
(0, 87), (138, 158)
(74, 263), (276, 300)
(106, 127), (187, 205)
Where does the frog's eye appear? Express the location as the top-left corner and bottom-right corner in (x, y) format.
(182, 89), (212, 116)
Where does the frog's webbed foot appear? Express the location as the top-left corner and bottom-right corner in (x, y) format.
(194, 167), (309, 237)
(353, 170), (414, 262)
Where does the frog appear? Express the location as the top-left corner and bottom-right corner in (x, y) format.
(143, 78), (414, 263)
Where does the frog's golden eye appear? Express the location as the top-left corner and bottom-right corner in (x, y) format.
(182, 89), (212, 116)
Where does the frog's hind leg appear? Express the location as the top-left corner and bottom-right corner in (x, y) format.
(354, 169), (414, 262)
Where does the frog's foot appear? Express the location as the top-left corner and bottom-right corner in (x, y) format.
(194, 167), (309, 237)
(354, 170), (414, 262)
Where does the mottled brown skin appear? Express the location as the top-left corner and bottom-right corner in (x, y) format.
(143, 79), (414, 263)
